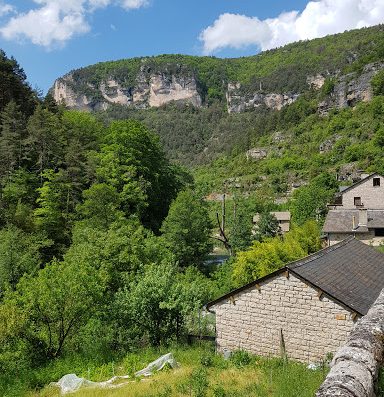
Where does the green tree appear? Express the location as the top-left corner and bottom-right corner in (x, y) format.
(0, 101), (27, 179)
(115, 262), (213, 346)
(290, 173), (337, 225)
(371, 69), (384, 96)
(0, 169), (38, 230)
(254, 212), (280, 242)
(0, 225), (41, 293)
(161, 189), (213, 267)
(232, 221), (321, 286)
(76, 183), (124, 229)
(0, 50), (37, 116)
(1, 258), (106, 361)
(96, 120), (182, 232)
(65, 218), (167, 291)
(24, 106), (64, 183)
(34, 170), (75, 259)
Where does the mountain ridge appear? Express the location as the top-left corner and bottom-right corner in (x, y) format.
(52, 25), (384, 113)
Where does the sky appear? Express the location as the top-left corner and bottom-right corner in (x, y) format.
(0, 0), (383, 93)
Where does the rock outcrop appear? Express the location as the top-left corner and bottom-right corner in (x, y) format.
(53, 69), (202, 111)
(246, 147), (268, 161)
(53, 60), (384, 114)
(318, 62), (384, 115)
(54, 77), (108, 111)
(307, 74), (326, 90)
(226, 82), (299, 113)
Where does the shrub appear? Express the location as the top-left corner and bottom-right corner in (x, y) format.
(230, 349), (253, 368)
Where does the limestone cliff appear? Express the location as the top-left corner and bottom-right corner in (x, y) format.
(52, 59), (384, 114)
(318, 62), (384, 115)
(53, 68), (202, 111)
(226, 82), (299, 113)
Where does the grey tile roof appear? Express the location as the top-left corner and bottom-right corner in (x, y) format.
(323, 210), (384, 233)
(271, 211), (291, 221)
(253, 211), (291, 223)
(288, 238), (384, 315)
(206, 238), (384, 315)
(338, 173), (381, 196)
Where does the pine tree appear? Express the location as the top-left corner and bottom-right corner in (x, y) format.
(0, 101), (27, 180)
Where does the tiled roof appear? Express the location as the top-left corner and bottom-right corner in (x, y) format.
(253, 211), (291, 223)
(288, 238), (384, 315)
(337, 173), (381, 196)
(271, 211), (291, 221)
(206, 238), (384, 315)
(323, 210), (384, 233)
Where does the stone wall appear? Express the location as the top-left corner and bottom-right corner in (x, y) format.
(342, 175), (384, 209)
(211, 272), (356, 363)
(316, 288), (384, 397)
(328, 232), (384, 247)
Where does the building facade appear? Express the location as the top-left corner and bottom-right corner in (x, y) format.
(206, 238), (384, 363)
(324, 173), (384, 245)
(211, 273), (354, 363)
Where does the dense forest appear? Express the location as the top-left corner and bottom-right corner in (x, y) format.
(1, 24), (384, 395)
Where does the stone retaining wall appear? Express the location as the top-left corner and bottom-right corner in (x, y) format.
(316, 288), (384, 397)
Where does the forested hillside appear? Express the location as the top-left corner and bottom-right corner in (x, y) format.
(1, 24), (384, 396)
(55, 25), (384, 166)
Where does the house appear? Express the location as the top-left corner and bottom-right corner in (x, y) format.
(323, 173), (384, 245)
(253, 211), (291, 234)
(330, 172), (384, 209)
(206, 238), (384, 363)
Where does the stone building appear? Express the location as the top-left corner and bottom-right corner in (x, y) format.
(253, 211), (291, 234)
(323, 173), (384, 245)
(206, 238), (384, 363)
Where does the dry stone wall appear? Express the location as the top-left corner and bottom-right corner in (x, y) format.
(212, 273), (356, 363)
(316, 288), (384, 397)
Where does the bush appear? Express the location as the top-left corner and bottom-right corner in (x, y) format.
(230, 349), (253, 368)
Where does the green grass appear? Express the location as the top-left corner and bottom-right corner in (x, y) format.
(0, 345), (327, 397)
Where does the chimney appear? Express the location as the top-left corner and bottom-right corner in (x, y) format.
(358, 208), (368, 227)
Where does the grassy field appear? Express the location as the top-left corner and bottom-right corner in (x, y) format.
(14, 345), (327, 397)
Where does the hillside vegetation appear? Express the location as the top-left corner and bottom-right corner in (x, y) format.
(67, 25), (384, 99)
(1, 25), (384, 396)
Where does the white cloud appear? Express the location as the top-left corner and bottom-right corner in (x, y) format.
(120, 0), (149, 10)
(0, 2), (14, 17)
(0, 0), (149, 48)
(200, 0), (384, 54)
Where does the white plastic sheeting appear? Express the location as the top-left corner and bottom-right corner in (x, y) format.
(52, 353), (179, 394)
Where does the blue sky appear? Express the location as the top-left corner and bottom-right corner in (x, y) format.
(0, 0), (382, 93)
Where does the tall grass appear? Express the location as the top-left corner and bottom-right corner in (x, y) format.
(1, 345), (327, 397)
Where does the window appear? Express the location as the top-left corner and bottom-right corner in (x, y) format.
(334, 195), (342, 205)
(373, 177), (381, 187)
(354, 197), (362, 206)
(375, 228), (384, 237)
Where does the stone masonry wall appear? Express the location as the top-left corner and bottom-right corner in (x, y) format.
(212, 273), (356, 363)
(342, 175), (384, 209)
(329, 232), (384, 247)
(316, 288), (384, 397)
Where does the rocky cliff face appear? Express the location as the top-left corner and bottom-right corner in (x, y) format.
(226, 82), (299, 113)
(54, 77), (108, 111)
(53, 61), (384, 114)
(318, 62), (384, 115)
(53, 68), (202, 111)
